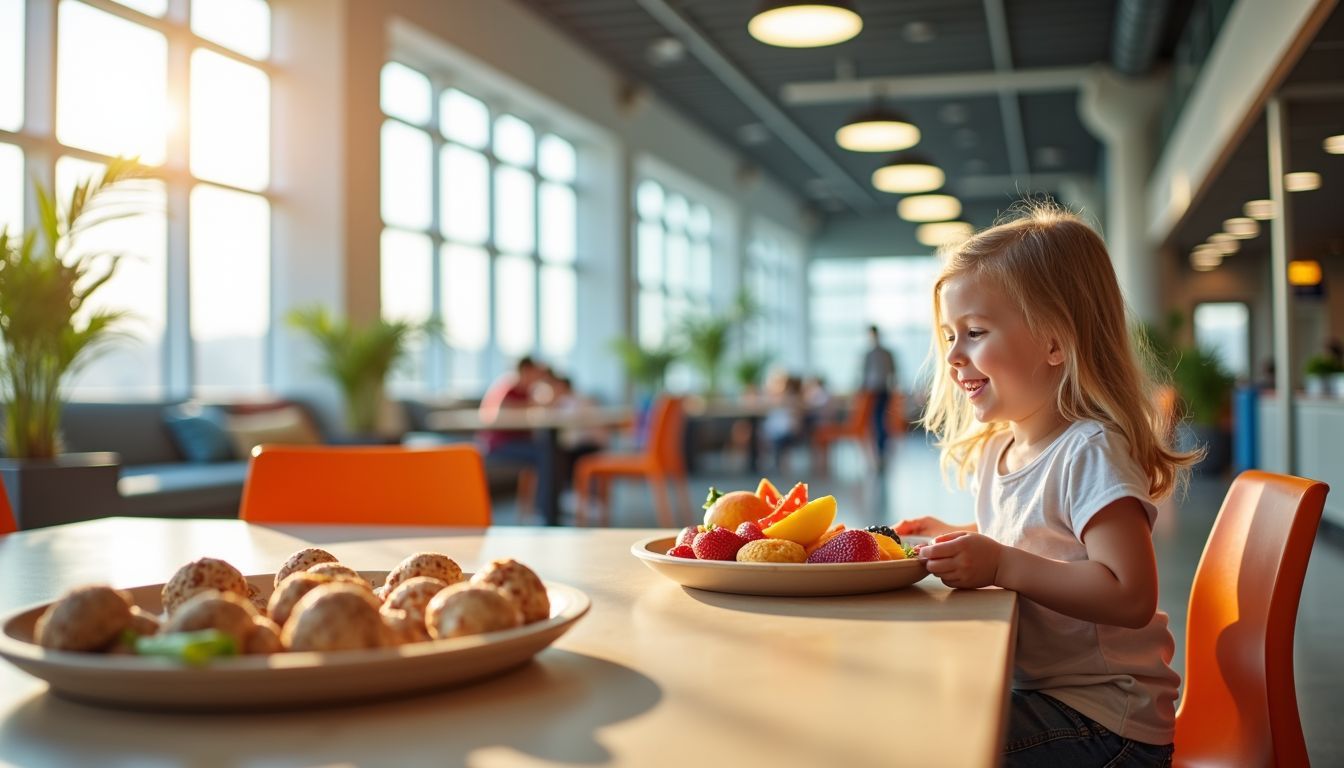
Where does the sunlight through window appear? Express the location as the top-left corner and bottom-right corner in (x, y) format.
(440, 89), (489, 149)
(539, 182), (575, 263)
(440, 144), (489, 244)
(495, 253), (535, 356)
(110, 0), (167, 16)
(540, 264), (576, 358)
(381, 120), (432, 230)
(0, 0), (23, 132)
(57, 0), (170, 165)
(442, 243), (489, 351)
(190, 183), (270, 393)
(494, 114), (535, 167)
(191, 49), (269, 191)
(380, 62), (432, 126)
(0, 144), (20, 234)
(494, 165), (535, 254)
(57, 156), (167, 397)
(382, 228), (434, 392)
(191, 0), (270, 60)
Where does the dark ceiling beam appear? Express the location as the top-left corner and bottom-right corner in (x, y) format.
(1112, 0), (1172, 76)
(983, 0), (1032, 183)
(632, 0), (876, 212)
(780, 66), (1093, 104)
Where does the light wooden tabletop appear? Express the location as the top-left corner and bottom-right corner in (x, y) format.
(0, 518), (1017, 767)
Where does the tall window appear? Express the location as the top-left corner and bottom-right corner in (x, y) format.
(6, 0), (273, 398)
(745, 221), (805, 369)
(808, 257), (939, 393)
(635, 178), (712, 349)
(380, 63), (579, 395)
(1194, 301), (1250, 380)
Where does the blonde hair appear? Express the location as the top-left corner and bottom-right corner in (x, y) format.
(920, 202), (1198, 500)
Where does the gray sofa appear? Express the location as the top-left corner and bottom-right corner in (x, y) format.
(58, 400), (331, 519)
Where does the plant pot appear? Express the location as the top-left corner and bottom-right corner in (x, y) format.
(0, 452), (123, 530)
(1305, 374), (1328, 397)
(1330, 373), (1344, 399)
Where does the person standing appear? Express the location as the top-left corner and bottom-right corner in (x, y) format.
(860, 325), (897, 460)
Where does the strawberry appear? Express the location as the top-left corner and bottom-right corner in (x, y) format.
(692, 527), (747, 561)
(805, 529), (882, 564)
(734, 521), (765, 543)
(676, 525), (703, 548)
(666, 544), (697, 559)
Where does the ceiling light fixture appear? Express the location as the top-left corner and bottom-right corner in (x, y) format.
(1324, 134), (1344, 154)
(1223, 217), (1260, 239)
(1285, 171), (1321, 192)
(1207, 233), (1240, 255)
(835, 106), (919, 152)
(872, 155), (944, 194)
(898, 194), (961, 223)
(1191, 244), (1222, 271)
(748, 1), (863, 48)
(916, 221), (973, 247)
(1243, 199), (1275, 220)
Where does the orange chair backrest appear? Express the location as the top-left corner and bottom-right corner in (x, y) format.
(846, 391), (877, 434)
(647, 395), (686, 474)
(239, 444), (490, 526)
(1175, 470), (1327, 767)
(0, 474), (16, 535)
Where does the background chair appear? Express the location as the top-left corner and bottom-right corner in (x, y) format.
(573, 395), (687, 528)
(0, 475), (16, 535)
(1174, 470), (1328, 767)
(810, 390), (876, 476)
(239, 444), (490, 526)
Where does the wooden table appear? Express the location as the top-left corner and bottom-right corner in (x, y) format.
(0, 518), (1018, 767)
(424, 406), (633, 525)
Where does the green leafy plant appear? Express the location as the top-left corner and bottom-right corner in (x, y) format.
(609, 337), (679, 394)
(1304, 354), (1343, 377)
(287, 307), (439, 434)
(676, 289), (758, 398)
(0, 157), (154, 459)
(1139, 314), (1234, 427)
(732, 353), (772, 391)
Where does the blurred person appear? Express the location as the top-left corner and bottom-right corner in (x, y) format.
(859, 325), (897, 460)
(761, 374), (805, 473)
(478, 357), (552, 521)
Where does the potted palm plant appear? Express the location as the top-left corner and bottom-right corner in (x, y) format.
(287, 307), (439, 437)
(676, 289), (757, 400)
(0, 157), (154, 528)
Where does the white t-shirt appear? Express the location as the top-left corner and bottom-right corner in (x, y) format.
(973, 419), (1180, 745)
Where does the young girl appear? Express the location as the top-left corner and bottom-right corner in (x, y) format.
(897, 204), (1197, 767)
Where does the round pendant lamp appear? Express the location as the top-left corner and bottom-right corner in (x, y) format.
(898, 194), (961, 223)
(916, 221), (973, 247)
(748, 1), (863, 48)
(836, 106), (920, 153)
(872, 154), (944, 194)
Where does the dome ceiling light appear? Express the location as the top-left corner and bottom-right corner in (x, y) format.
(1222, 217), (1260, 239)
(1325, 134), (1344, 154)
(872, 155), (944, 194)
(1243, 199), (1275, 220)
(835, 106), (919, 153)
(897, 194), (961, 223)
(1207, 233), (1239, 256)
(916, 221), (973, 247)
(748, 1), (863, 48)
(1284, 171), (1321, 192)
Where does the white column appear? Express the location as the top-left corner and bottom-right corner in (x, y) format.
(1267, 97), (1296, 474)
(1078, 67), (1167, 323)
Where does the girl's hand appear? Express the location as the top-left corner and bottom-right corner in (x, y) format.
(917, 532), (1004, 589)
(894, 516), (958, 538)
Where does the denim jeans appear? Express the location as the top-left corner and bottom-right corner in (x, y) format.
(1003, 690), (1174, 767)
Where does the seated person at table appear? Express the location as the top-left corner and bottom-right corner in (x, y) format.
(477, 356), (545, 462)
(761, 373), (804, 473)
(898, 205), (1193, 766)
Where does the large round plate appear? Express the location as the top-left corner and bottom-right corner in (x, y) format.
(631, 536), (928, 596)
(0, 571), (589, 711)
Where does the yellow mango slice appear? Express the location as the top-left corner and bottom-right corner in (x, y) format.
(763, 495), (837, 547)
(870, 531), (906, 560)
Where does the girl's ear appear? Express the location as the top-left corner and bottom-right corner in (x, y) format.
(1046, 337), (1066, 366)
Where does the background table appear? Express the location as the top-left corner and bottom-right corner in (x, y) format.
(0, 518), (1017, 767)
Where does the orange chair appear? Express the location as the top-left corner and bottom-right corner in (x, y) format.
(1174, 470), (1328, 767)
(0, 474), (16, 535)
(810, 390), (876, 475)
(573, 396), (687, 528)
(239, 444), (490, 526)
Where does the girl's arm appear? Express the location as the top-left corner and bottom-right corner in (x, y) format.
(918, 497), (1159, 629)
(894, 517), (978, 537)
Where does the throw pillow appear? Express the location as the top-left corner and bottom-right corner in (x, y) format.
(162, 403), (236, 463)
(225, 405), (322, 458)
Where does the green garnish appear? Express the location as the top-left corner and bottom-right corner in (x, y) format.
(134, 629), (237, 665)
(702, 486), (724, 510)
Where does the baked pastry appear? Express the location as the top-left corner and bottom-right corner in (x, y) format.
(470, 559), (549, 624)
(161, 558), (249, 615)
(306, 562), (373, 590)
(380, 576), (448, 643)
(34, 585), (134, 652)
(267, 572), (334, 627)
(425, 584), (522, 640)
(282, 583), (386, 652)
(383, 553), (464, 595)
(246, 616), (283, 655)
(736, 539), (807, 563)
(273, 548), (339, 588)
(161, 590), (258, 649)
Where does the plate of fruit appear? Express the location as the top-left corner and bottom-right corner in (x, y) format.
(631, 480), (928, 597)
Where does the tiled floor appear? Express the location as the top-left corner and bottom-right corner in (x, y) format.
(493, 432), (1344, 764)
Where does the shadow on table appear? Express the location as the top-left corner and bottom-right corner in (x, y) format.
(678, 580), (1007, 622)
(0, 649), (660, 766)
